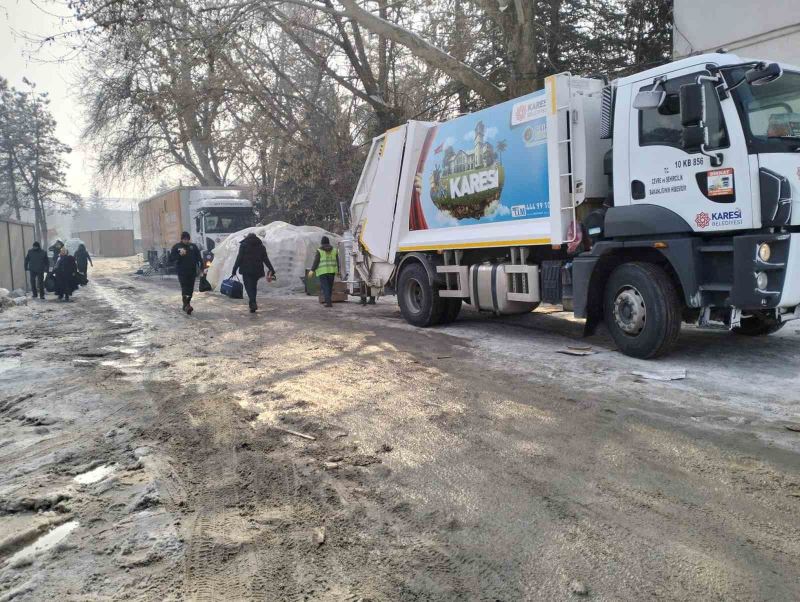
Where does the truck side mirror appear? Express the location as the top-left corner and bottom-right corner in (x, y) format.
(746, 62), (782, 86)
(682, 124), (708, 150)
(680, 83), (705, 126)
(633, 88), (666, 110)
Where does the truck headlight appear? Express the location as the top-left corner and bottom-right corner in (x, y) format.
(758, 243), (771, 262)
(756, 271), (768, 290)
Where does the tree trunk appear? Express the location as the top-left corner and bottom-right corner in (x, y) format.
(5, 156), (21, 221)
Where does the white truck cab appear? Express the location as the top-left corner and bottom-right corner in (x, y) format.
(189, 196), (254, 252)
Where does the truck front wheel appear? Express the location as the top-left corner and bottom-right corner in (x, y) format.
(397, 263), (444, 327)
(732, 312), (785, 336)
(603, 262), (681, 359)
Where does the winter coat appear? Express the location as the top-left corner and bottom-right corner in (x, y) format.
(25, 248), (50, 273)
(231, 234), (275, 279)
(54, 255), (78, 295)
(310, 243), (338, 273)
(169, 242), (202, 276)
(75, 247), (92, 273)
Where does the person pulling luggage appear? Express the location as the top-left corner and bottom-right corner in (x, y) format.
(230, 233), (276, 313)
(308, 236), (339, 308)
(25, 241), (50, 300)
(169, 231), (203, 314)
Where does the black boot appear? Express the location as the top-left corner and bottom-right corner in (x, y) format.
(186, 297), (193, 315)
(182, 296), (188, 312)
(249, 300), (257, 313)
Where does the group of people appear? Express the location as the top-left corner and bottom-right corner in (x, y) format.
(24, 240), (92, 302)
(168, 231), (343, 315)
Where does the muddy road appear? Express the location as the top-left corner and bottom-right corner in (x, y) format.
(1, 257), (799, 601)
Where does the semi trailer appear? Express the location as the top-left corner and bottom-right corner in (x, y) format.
(139, 186), (254, 265)
(346, 52), (800, 358)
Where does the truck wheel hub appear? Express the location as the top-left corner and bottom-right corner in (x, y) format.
(613, 286), (646, 335)
(405, 278), (424, 313)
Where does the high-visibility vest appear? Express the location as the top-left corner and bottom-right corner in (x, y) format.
(316, 248), (338, 276)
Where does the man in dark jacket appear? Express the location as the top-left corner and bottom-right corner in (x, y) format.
(25, 241), (50, 299)
(54, 247), (78, 301)
(308, 236), (339, 308)
(75, 244), (93, 274)
(169, 231), (203, 314)
(230, 233), (275, 313)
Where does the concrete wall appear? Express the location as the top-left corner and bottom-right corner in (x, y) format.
(0, 218), (35, 292)
(75, 230), (135, 257)
(674, 0), (800, 65)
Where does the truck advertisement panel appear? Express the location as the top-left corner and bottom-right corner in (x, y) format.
(409, 89), (549, 231)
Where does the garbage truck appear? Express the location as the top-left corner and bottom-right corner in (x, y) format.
(139, 186), (254, 266)
(346, 52), (800, 358)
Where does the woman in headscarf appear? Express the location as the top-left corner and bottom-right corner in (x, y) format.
(74, 243), (93, 275)
(54, 247), (79, 301)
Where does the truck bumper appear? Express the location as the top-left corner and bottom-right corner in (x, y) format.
(731, 233), (791, 310)
(778, 233), (800, 308)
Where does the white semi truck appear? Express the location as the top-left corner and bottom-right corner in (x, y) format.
(346, 53), (800, 358)
(140, 186), (254, 265)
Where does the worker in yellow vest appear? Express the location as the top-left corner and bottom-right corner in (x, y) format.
(308, 236), (340, 307)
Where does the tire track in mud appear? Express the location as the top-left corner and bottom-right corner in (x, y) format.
(179, 399), (270, 601)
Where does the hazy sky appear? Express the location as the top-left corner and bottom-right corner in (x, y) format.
(1, 0), (144, 202)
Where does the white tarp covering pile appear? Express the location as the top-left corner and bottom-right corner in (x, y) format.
(206, 221), (338, 293)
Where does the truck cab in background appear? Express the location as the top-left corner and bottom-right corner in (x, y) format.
(139, 186), (255, 269)
(192, 197), (255, 252)
(346, 52), (800, 359)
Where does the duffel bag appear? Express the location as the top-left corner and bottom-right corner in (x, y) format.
(44, 273), (56, 292)
(198, 275), (212, 292)
(76, 272), (89, 286)
(220, 276), (243, 299)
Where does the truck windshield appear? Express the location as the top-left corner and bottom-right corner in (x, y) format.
(204, 209), (253, 233)
(731, 70), (800, 153)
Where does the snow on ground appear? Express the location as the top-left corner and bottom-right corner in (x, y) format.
(206, 221), (338, 292)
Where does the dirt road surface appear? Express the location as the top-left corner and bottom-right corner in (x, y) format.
(1, 257), (799, 601)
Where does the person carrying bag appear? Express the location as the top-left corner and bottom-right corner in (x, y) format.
(230, 233), (276, 313)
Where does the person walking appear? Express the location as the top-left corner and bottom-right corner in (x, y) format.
(48, 240), (64, 270)
(169, 231), (202, 314)
(230, 233), (276, 313)
(53, 247), (78, 302)
(24, 241), (49, 300)
(308, 236), (339, 308)
(74, 243), (93, 275)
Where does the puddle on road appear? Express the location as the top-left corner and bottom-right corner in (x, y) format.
(74, 463), (116, 485)
(5, 521), (79, 567)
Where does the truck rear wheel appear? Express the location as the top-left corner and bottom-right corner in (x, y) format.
(397, 263), (444, 327)
(733, 312), (785, 336)
(603, 262), (681, 359)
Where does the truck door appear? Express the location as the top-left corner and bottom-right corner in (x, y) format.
(627, 69), (754, 232)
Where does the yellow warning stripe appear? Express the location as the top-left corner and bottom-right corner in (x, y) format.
(398, 238), (551, 252)
(358, 220), (371, 254)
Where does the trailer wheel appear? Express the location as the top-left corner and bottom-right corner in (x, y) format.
(440, 298), (462, 324)
(397, 263), (444, 327)
(733, 312), (785, 336)
(603, 262), (681, 359)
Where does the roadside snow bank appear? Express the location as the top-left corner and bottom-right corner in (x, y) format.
(206, 222), (339, 293)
